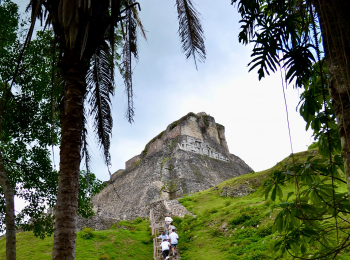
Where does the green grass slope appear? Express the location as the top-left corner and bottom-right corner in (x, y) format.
(0, 218), (152, 260)
(173, 149), (349, 260)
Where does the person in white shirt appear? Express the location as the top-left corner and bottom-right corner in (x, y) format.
(164, 213), (173, 234)
(160, 239), (171, 260)
(169, 229), (179, 256)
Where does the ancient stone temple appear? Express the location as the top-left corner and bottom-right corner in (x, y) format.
(78, 112), (252, 230)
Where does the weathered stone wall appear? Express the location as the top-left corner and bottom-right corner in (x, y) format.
(125, 155), (141, 169)
(81, 112), (253, 229)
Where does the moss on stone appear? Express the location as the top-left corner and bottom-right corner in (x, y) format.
(141, 131), (165, 157)
(133, 159), (141, 167)
(216, 123), (224, 130)
(169, 112), (198, 131)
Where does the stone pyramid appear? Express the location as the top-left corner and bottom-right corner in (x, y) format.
(79, 112), (252, 229)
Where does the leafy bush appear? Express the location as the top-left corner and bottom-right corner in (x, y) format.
(256, 226), (272, 237)
(231, 214), (251, 226)
(133, 217), (142, 224)
(210, 228), (221, 237)
(141, 236), (153, 244)
(99, 254), (111, 260)
(110, 224), (118, 230)
(244, 216), (260, 227)
(208, 208), (218, 214)
(180, 242), (189, 250)
(80, 226), (94, 239)
(172, 216), (182, 226)
(249, 250), (265, 260)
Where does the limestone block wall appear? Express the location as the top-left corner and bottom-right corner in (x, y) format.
(125, 155), (141, 169)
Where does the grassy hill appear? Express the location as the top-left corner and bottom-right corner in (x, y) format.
(0, 219), (152, 260)
(1, 149), (348, 259)
(173, 149), (349, 260)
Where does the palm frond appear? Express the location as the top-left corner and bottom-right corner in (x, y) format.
(86, 41), (114, 166)
(81, 103), (91, 190)
(81, 105), (91, 173)
(121, 5), (139, 123)
(131, 4), (147, 40)
(176, 0), (206, 69)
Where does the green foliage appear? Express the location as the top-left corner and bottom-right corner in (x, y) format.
(169, 120), (178, 130)
(256, 226), (272, 238)
(175, 150), (350, 260)
(78, 170), (107, 218)
(80, 227), (94, 239)
(98, 255), (111, 260)
(210, 227), (222, 237)
(232, 0), (317, 86)
(133, 217), (143, 224)
(0, 1), (61, 238)
(232, 0), (349, 258)
(308, 142), (318, 150)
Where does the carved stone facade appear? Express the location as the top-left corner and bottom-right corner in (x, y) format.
(177, 136), (230, 162)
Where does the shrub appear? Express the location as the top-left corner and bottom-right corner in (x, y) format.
(231, 214), (251, 226)
(141, 236), (153, 244)
(209, 208), (218, 214)
(245, 216), (260, 227)
(133, 217), (143, 224)
(249, 250), (266, 260)
(80, 226), (94, 239)
(172, 216), (182, 226)
(180, 242), (189, 250)
(99, 255), (111, 260)
(210, 227), (222, 237)
(256, 226), (272, 237)
(110, 224), (118, 230)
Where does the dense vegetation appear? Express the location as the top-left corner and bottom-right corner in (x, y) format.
(174, 149), (349, 260)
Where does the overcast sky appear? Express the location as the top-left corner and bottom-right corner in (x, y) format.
(15, 0), (313, 182)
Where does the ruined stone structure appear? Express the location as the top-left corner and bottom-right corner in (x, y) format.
(79, 112), (253, 230)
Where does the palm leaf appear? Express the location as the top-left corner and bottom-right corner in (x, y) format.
(176, 0), (206, 69)
(121, 5), (138, 123)
(86, 41), (114, 167)
(131, 4), (147, 40)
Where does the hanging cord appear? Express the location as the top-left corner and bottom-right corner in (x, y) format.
(278, 62), (302, 212)
(51, 35), (57, 170)
(311, 7), (338, 244)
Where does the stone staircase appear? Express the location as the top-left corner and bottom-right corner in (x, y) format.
(163, 200), (194, 218)
(151, 199), (191, 260)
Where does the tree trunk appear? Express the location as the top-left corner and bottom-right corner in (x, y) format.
(0, 149), (16, 260)
(52, 54), (87, 260)
(315, 0), (350, 198)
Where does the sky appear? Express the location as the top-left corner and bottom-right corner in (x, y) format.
(14, 0), (313, 183)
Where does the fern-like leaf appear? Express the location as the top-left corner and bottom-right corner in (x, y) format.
(176, 0), (206, 69)
(86, 41), (114, 166)
(122, 5), (138, 123)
